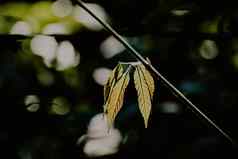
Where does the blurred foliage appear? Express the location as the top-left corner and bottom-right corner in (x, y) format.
(0, 1), (81, 34)
(0, 0), (238, 159)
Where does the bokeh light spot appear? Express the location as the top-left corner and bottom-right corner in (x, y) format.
(100, 36), (125, 59)
(73, 4), (108, 31)
(171, 10), (189, 16)
(10, 21), (32, 35)
(92, 67), (112, 86)
(31, 35), (58, 66)
(42, 22), (70, 35)
(56, 41), (79, 71)
(24, 95), (40, 112)
(77, 113), (122, 157)
(51, 97), (70, 115)
(199, 40), (218, 60)
(159, 101), (181, 114)
(52, 0), (73, 18)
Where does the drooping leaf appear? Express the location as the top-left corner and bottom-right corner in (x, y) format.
(134, 64), (155, 128)
(138, 64), (155, 99)
(105, 69), (130, 126)
(104, 64), (123, 103)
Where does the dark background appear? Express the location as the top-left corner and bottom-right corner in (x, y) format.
(0, 0), (238, 158)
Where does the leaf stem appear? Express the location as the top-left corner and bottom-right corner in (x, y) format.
(119, 61), (141, 66)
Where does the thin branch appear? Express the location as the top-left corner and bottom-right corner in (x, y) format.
(77, 0), (236, 146)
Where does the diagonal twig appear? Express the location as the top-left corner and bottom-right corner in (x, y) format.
(77, 0), (236, 145)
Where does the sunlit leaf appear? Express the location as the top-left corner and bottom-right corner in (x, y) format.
(138, 64), (155, 99)
(104, 68), (130, 127)
(134, 64), (155, 128)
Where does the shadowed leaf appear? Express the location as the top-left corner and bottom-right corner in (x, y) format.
(104, 63), (123, 104)
(104, 68), (130, 126)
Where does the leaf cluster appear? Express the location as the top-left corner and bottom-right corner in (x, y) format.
(104, 62), (155, 128)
